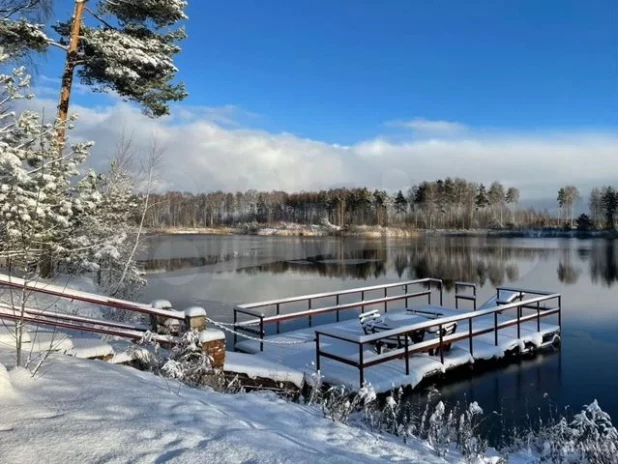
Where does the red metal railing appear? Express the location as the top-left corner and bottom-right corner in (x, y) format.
(0, 273), (183, 344)
(316, 288), (561, 387)
(233, 278), (445, 351)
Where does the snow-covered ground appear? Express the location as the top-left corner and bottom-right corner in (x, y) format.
(0, 355), (458, 464)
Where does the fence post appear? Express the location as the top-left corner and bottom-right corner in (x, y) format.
(536, 301), (540, 331)
(517, 305), (521, 339)
(150, 300), (180, 335)
(276, 303), (281, 334)
(494, 312), (498, 346)
(384, 287), (388, 312)
(200, 328), (226, 369)
(558, 295), (562, 328)
(439, 281), (443, 306)
(185, 306), (207, 332)
(308, 299), (312, 327)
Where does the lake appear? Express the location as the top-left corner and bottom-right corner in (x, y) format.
(139, 234), (618, 441)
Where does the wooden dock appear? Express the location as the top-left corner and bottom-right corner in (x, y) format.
(234, 279), (561, 393)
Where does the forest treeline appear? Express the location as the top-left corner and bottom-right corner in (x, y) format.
(143, 178), (618, 231)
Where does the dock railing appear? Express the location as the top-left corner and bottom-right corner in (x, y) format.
(315, 290), (561, 387)
(233, 278), (444, 351)
(455, 282), (477, 310)
(0, 273), (185, 344)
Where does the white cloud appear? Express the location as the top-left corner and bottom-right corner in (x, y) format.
(17, 96), (618, 200)
(388, 118), (469, 135)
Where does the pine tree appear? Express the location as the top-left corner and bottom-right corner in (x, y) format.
(557, 187), (566, 222)
(0, 0), (188, 135)
(0, 56), (101, 365)
(602, 187), (618, 230)
(475, 184), (489, 210)
(394, 190), (408, 217)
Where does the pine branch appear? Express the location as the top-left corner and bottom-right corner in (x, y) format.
(84, 5), (116, 30)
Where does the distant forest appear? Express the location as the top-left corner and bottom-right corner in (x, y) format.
(144, 179), (618, 231)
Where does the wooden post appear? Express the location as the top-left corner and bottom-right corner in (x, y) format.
(200, 329), (226, 369)
(185, 306), (206, 332)
(57, 0), (86, 142)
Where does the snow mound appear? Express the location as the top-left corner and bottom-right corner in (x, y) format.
(0, 363), (15, 398)
(0, 355), (449, 464)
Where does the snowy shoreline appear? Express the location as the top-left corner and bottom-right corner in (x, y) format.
(149, 224), (618, 240)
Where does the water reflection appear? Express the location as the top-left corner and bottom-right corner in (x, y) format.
(589, 240), (618, 286)
(140, 235), (618, 437)
(140, 237), (618, 288)
(406, 349), (563, 445)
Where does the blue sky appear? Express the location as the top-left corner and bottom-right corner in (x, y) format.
(182, 0), (617, 142)
(30, 0), (618, 198)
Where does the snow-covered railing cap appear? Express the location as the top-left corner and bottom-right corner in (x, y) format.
(151, 300), (173, 309)
(185, 306), (207, 317)
(199, 328), (225, 343)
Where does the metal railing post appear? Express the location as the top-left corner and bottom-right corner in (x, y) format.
(439, 281), (443, 306)
(361, 291), (365, 314)
(558, 295), (562, 328)
(359, 343), (364, 387)
(517, 305), (521, 339)
(276, 303), (281, 334)
(233, 309), (238, 350)
(494, 312), (498, 346)
(404, 334), (410, 375)
(439, 324), (444, 364)
(336, 294), (340, 322)
(405, 284), (409, 307)
(469, 318), (473, 356)
(316, 332), (321, 371)
(473, 286), (477, 310)
(536, 301), (540, 331)
(384, 287), (388, 312)
(260, 315), (265, 352)
(308, 299), (312, 327)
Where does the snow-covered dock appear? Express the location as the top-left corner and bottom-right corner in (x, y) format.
(234, 280), (561, 393)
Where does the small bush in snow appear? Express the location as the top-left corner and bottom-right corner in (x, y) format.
(533, 400), (618, 464)
(427, 401), (456, 458)
(457, 401), (488, 464)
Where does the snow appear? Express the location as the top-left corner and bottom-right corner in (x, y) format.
(225, 351), (304, 388)
(236, 306), (560, 393)
(0, 355), (452, 464)
(185, 306), (206, 317)
(151, 299), (172, 309)
(0, 362), (14, 399)
(65, 338), (114, 359)
(199, 328), (225, 343)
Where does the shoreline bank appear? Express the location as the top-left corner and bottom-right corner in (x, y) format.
(148, 224), (618, 239)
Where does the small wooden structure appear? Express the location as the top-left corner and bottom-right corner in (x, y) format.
(233, 279), (561, 392)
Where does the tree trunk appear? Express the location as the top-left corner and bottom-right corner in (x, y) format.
(57, 0), (86, 142)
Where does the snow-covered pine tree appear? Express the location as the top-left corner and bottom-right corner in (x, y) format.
(0, 0), (187, 131)
(0, 51), (102, 365)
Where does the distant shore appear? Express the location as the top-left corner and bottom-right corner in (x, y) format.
(149, 223), (419, 238)
(148, 223), (618, 239)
